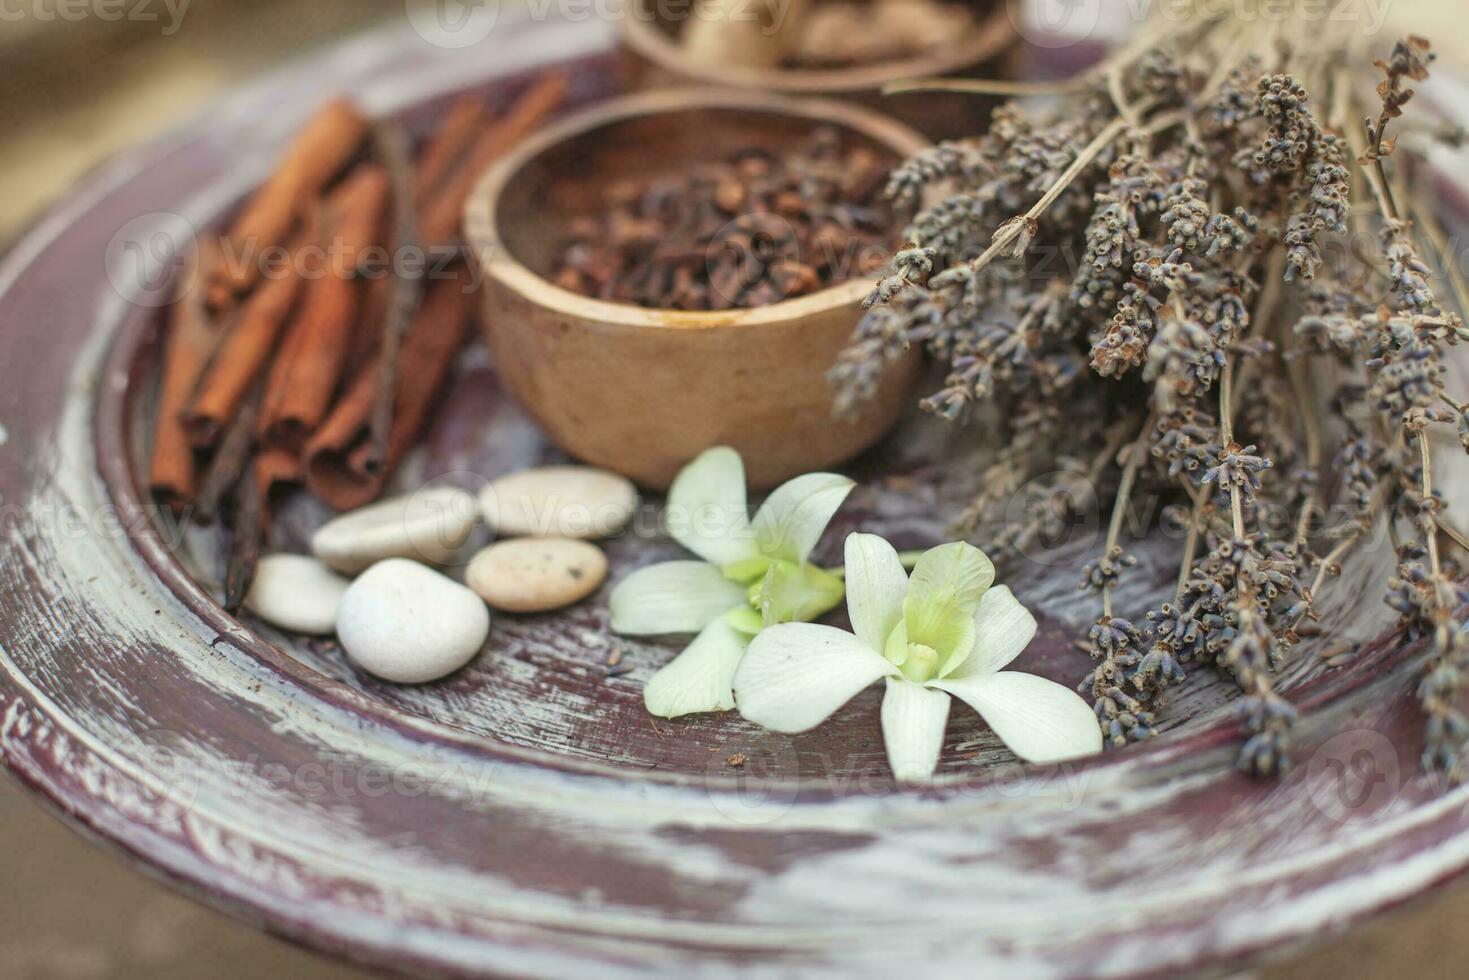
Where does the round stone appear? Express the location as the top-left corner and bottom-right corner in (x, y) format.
(479, 466), (637, 540)
(245, 554), (349, 635)
(465, 538), (609, 613)
(312, 487), (479, 574)
(336, 559), (491, 684)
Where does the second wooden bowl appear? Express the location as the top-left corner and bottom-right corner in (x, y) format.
(618, 0), (1024, 140)
(464, 89), (928, 491)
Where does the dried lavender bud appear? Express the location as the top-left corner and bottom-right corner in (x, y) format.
(1238, 688), (1298, 777)
(1256, 85), (1349, 283)
(1202, 208), (1257, 257)
(1334, 439), (1383, 523)
(1369, 338), (1445, 423)
(1378, 36), (1435, 93)
(833, 287), (952, 417)
(1080, 546), (1137, 594)
(862, 244), (936, 309)
(1144, 310), (1216, 411)
(1133, 639), (1188, 699)
(1294, 285), (1370, 352)
(1202, 444), (1274, 502)
(1153, 410), (1217, 481)
(1162, 177), (1212, 255)
(1380, 221), (1438, 311)
(907, 193), (996, 263)
(1132, 49), (1188, 105)
(1421, 652), (1469, 779)
(1090, 282), (1157, 377)
(1209, 57), (1263, 132)
(1367, 36), (1435, 161)
(885, 139), (995, 208)
(1082, 617), (1156, 746)
(1252, 75), (1315, 173)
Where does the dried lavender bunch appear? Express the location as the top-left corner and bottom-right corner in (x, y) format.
(838, 20), (1469, 777)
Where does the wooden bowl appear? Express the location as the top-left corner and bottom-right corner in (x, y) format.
(465, 88), (929, 491)
(618, 0), (1024, 139)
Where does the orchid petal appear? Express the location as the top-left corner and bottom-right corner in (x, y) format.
(722, 555), (775, 585)
(759, 561), (847, 627)
(844, 533), (909, 655)
(750, 473), (855, 564)
(610, 561), (746, 635)
(725, 606), (765, 636)
(881, 678), (951, 783)
(643, 618), (749, 718)
(883, 617), (910, 667)
(666, 446), (758, 566)
(904, 542), (995, 669)
(933, 671), (1102, 764)
(734, 623), (898, 733)
(943, 586), (1039, 679)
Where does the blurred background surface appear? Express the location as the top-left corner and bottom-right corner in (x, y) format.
(2, 0), (1467, 976)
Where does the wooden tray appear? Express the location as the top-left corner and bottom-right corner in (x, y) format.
(2, 9), (1468, 977)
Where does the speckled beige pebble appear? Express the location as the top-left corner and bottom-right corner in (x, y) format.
(312, 487), (479, 574)
(465, 538), (609, 613)
(479, 466), (637, 539)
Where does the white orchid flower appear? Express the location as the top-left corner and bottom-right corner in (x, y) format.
(611, 447), (854, 719)
(734, 534), (1102, 782)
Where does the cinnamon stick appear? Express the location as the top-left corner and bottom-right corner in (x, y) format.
(185, 226), (314, 448)
(148, 243), (224, 510)
(419, 72), (570, 248)
(326, 163), (391, 260)
(256, 299), (315, 439)
(209, 99), (368, 307)
(304, 269), (475, 510)
(348, 269), (391, 376)
(259, 165), (389, 451)
(413, 96), (492, 208)
(255, 445), (302, 500)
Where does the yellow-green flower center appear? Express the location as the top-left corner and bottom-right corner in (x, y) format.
(746, 580), (766, 609)
(898, 643), (941, 683)
(722, 557), (846, 637)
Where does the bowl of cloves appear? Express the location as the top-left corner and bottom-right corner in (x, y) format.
(618, 0), (1022, 139)
(465, 88), (927, 491)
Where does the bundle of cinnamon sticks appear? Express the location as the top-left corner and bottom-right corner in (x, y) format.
(147, 74), (571, 610)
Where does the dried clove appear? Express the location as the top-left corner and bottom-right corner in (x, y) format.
(550, 129), (896, 311)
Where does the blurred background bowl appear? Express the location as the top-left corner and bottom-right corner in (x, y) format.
(618, 0), (1024, 139)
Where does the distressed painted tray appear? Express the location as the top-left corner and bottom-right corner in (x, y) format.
(3, 9), (1469, 977)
